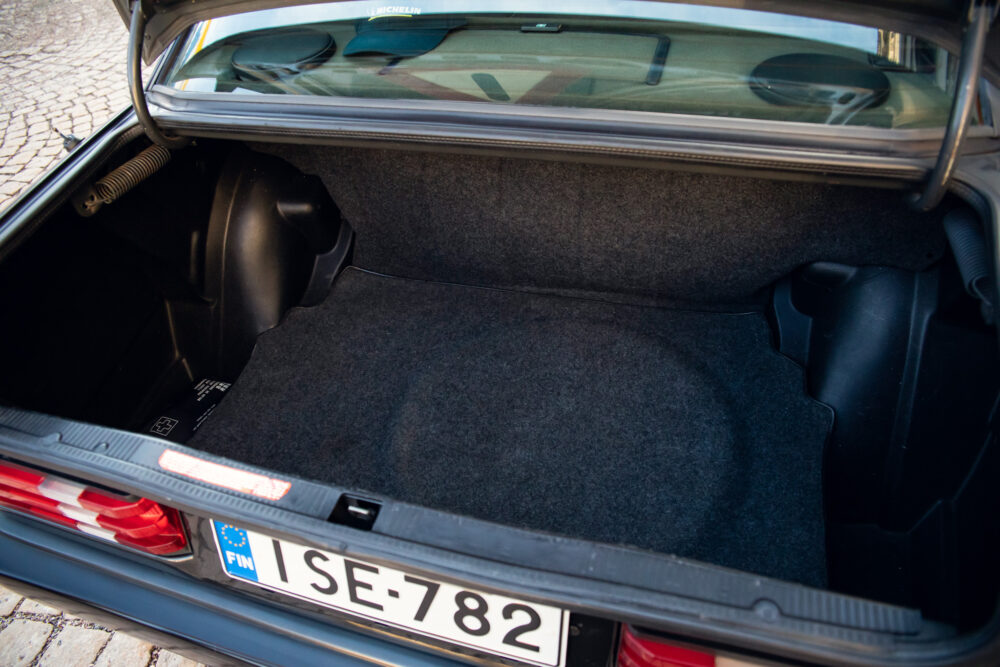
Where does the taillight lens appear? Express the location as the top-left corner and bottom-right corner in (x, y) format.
(0, 460), (187, 555)
(618, 626), (763, 667)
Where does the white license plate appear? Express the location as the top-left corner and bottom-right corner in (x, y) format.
(211, 521), (569, 666)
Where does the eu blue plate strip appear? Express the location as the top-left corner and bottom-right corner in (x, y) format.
(213, 520), (258, 582)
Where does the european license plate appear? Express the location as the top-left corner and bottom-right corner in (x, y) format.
(211, 521), (569, 666)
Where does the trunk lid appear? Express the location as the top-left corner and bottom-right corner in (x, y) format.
(115, 0), (1000, 84)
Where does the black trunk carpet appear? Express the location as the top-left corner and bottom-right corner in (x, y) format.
(191, 268), (832, 586)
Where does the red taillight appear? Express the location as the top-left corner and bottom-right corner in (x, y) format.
(619, 626), (714, 667)
(618, 626), (763, 667)
(0, 460), (187, 556)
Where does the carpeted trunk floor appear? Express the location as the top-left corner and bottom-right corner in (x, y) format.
(191, 268), (832, 586)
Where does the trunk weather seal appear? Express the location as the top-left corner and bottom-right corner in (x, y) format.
(146, 109), (936, 181)
(147, 84), (981, 153)
(140, 83), (1000, 181)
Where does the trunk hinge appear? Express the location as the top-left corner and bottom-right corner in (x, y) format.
(911, 0), (997, 211)
(128, 0), (190, 149)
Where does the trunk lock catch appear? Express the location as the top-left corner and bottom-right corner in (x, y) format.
(329, 495), (382, 531)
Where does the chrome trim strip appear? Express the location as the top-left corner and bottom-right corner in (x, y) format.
(148, 85), (969, 153)
(149, 106), (937, 180)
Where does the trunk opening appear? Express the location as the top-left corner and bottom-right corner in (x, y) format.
(0, 136), (997, 637)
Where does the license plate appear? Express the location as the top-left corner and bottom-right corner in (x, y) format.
(211, 521), (569, 666)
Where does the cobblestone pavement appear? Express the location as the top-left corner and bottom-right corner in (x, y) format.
(0, 583), (203, 667)
(0, 0), (133, 210)
(0, 1), (209, 664)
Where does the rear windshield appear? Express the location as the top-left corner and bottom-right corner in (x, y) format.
(163, 1), (962, 128)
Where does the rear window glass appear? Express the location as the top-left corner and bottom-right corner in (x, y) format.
(163, 1), (961, 128)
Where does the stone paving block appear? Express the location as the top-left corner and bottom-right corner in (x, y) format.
(22, 138), (46, 152)
(0, 619), (54, 667)
(0, 0), (134, 211)
(15, 166), (45, 183)
(155, 649), (206, 667)
(0, 584), (23, 615)
(38, 625), (111, 667)
(17, 598), (61, 615)
(94, 632), (155, 667)
(5, 151), (32, 166)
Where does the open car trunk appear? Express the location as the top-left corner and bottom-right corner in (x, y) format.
(195, 265), (832, 586)
(1, 136), (998, 637)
